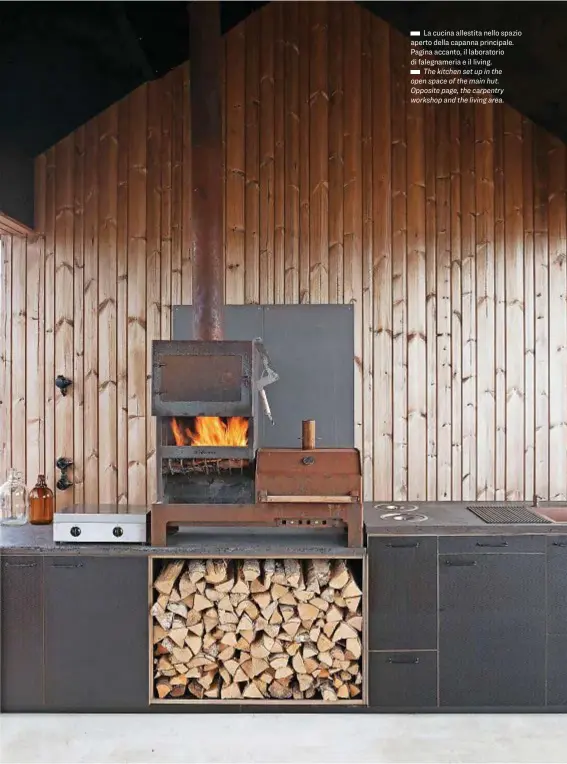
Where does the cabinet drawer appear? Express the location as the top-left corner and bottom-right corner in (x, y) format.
(547, 635), (567, 707)
(439, 535), (545, 554)
(369, 652), (438, 708)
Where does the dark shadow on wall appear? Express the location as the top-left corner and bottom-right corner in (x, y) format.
(0, 143), (34, 229)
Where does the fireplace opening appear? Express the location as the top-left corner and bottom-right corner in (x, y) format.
(164, 416), (250, 448)
(161, 459), (255, 504)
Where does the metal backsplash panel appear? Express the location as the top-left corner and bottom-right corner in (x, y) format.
(172, 305), (354, 448)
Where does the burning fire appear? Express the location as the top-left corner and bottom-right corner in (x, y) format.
(170, 416), (248, 448)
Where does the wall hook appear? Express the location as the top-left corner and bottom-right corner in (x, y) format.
(56, 457), (73, 491)
(55, 375), (72, 396)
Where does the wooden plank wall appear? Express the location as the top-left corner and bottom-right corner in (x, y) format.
(1, 1), (567, 505)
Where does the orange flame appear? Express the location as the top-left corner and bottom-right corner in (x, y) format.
(170, 417), (248, 447)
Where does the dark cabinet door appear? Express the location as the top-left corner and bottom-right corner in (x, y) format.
(369, 651), (438, 708)
(439, 552), (545, 707)
(44, 555), (149, 711)
(368, 536), (437, 650)
(547, 635), (567, 707)
(0, 555), (44, 711)
(547, 536), (567, 635)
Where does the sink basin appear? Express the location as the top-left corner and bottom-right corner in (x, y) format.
(534, 507), (567, 523)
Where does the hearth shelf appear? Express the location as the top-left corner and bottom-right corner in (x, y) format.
(149, 555), (366, 705)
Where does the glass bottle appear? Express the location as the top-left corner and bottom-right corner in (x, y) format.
(29, 474), (54, 525)
(0, 469), (29, 526)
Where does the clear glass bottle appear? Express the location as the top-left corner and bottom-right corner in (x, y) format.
(29, 474), (54, 525)
(0, 468), (29, 526)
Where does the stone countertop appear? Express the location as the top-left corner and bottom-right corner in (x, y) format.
(0, 523), (364, 557)
(3, 501), (567, 554)
(364, 500), (567, 535)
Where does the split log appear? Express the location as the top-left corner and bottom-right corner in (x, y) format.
(188, 559), (206, 583)
(298, 602), (320, 623)
(179, 571), (197, 598)
(151, 557), (363, 702)
(345, 637), (362, 660)
(272, 561), (287, 585)
(345, 596), (361, 613)
(332, 622), (358, 642)
(242, 559), (261, 582)
(205, 681), (221, 698)
(205, 559), (228, 585)
(221, 683), (242, 699)
(263, 559), (275, 587)
(243, 682), (264, 699)
(154, 560), (185, 595)
(156, 678), (171, 698)
(170, 627), (189, 648)
(167, 602), (188, 618)
(329, 561), (350, 590)
(150, 602), (174, 631)
(306, 559), (331, 592)
(284, 558), (302, 588)
(194, 593), (212, 612)
(156, 594), (169, 610)
(269, 681), (293, 699)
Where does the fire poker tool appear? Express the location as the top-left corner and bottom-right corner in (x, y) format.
(254, 339), (279, 426)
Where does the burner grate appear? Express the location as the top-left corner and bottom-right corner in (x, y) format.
(467, 504), (552, 524)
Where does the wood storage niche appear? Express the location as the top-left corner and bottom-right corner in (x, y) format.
(149, 556), (365, 704)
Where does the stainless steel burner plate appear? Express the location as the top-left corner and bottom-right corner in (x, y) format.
(380, 512), (428, 522)
(374, 503), (419, 513)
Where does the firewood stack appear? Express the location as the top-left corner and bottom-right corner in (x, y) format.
(151, 558), (363, 701)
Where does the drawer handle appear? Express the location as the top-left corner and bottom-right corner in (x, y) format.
(552, 541), (567, 547)
(386, 541), (420, 548)
(3, 561), (38, 568)
(51, 562), (84, 569)
(388, 656), (420, 665)
(444, 559), (477, 567)
(475, 541), (508, 548)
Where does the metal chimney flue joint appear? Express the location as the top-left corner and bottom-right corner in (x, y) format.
(188, 1), (224, 341)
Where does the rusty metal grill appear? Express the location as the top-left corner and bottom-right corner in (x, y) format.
(163, 458), (250, 476)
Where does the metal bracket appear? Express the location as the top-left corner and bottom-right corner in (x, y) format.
(56, 457), (73, 491)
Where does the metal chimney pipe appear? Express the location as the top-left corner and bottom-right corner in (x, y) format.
(188, 1), (224, 341)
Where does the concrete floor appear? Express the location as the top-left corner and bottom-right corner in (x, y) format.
(2, 714), (567, 764)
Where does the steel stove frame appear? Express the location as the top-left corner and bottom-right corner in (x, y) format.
(152, 339), (266, 504)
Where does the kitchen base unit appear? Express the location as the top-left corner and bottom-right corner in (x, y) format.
(4, 501), (567, 713)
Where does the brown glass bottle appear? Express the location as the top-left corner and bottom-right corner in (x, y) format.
(29, 474), (54, 525)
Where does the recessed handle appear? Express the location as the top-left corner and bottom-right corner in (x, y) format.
(476, 541), (508, 548)
(3, 561), (38, 568)
(51, 562), (84, 568)
(552, 541), (567, 547)
(444, 559), (477, 567)
(388, 656), (420, 664)
(386, 541), (420, 548)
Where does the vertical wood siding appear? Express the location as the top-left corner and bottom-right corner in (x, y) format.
(1, 1), (566, 504)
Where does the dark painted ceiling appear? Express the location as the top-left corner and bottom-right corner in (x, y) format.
(0, 1), (566, 157)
